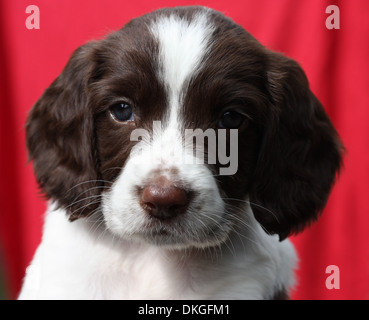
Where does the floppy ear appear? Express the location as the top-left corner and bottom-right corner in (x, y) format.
(26, 42), (103, 220)
(249, 52), (343, 241)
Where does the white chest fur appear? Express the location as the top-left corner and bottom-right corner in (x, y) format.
(18, 205), (296, 300)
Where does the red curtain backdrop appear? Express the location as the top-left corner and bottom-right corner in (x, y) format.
(1, 0), (368, 300)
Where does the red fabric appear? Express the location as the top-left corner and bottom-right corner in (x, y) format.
(1, 0), (368, 300)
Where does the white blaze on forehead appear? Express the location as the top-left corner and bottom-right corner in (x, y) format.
(149, 11), (214, 127)
(103, 11), (227, 247)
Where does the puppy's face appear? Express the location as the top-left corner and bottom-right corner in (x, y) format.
(26, 7), (343, 248)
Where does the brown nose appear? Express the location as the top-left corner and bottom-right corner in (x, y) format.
(140, 176), (188, 220)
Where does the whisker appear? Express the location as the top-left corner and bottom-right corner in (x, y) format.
(221, 197), (280, 224)
(226, 212), (260, 247)
(72, 200), (103, 219)
(65, 179), (113, 194)
(65, 194), (103, 210)
(74, 185), (111, 197)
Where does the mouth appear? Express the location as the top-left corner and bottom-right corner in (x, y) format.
(141, 218), (187, 245)
(136, 216), (230, 248)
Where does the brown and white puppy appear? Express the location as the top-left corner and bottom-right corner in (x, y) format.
(19, 6), (342, 299)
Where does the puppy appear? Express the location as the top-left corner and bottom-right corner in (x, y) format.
(19, 6), (342, 299)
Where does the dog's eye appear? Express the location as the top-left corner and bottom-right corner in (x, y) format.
(218, 111), (245, 129)
(109, 103), (134, 122)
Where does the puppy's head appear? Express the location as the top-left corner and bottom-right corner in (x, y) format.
(26, 7), (343, 248)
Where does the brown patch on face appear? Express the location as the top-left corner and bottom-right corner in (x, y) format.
(180, 11), (267, 209)
(179, 9), (343, 240)
(26, 11), (169, 219)
(91, 17), (168, 184)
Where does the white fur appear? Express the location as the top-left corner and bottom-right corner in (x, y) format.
(18, 203), (296, 299)
(150, 11), (214, 127)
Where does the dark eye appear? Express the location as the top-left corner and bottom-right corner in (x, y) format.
(218, 111), (245, 129)
(109, 103), (134, 122)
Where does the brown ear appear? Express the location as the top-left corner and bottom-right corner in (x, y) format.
(26, 42), (103, 219)
(249, 52), (343, 240)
